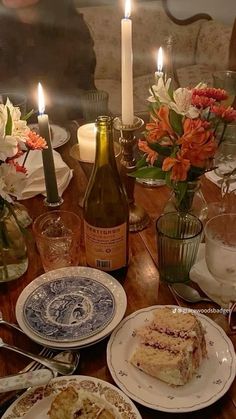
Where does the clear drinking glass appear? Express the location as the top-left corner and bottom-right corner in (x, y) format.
(156, 212), (203, 284)
(81, 90), (109, 122)
(213, 70), (236, 107)
(214, 141), (236, 179)
(33, 210), (81, 272)
(205, 213), (236, 285)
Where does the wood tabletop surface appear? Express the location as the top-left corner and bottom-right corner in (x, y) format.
(0, 121), (235, 418)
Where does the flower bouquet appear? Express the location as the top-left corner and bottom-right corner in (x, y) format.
(0, 98), (46, 281)
(132, 78), (236, 213)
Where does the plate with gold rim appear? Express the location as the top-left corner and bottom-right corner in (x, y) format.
(107, 305), (236, 413)
(2, 375), (142, 419)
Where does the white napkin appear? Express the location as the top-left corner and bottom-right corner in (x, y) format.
(190, 243), (236, 308)
(205, 171), (236, 192)
(16, 150), (73, 200)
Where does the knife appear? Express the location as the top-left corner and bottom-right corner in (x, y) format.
(0, 369), (54, 393)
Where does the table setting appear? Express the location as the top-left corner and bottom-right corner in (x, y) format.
(0, 1), (236, 418)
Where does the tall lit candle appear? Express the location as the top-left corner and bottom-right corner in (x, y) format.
(155, 47), (164, 82)
(121, 0), (134, 126)
(37, 83), (61, 206)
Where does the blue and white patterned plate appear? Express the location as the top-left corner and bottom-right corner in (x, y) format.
(16, 267), (127, 349)
(23, 275), (115, 342)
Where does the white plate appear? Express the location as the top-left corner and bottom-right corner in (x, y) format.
(2, 375), (142, 419)
(107, 305), (236, 413)
(29, 123), (70, 149)
(16, 267), (127, 349)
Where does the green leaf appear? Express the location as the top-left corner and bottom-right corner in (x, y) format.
(135, 155), (148, 169)
(174, 182), (188, 206)
(5, 107), (12, 136)
(188, 166), (205, 180)
(22, 109), (35, 121)
(129, 166), (166, 180)
(149, 142), (172, 157)
(169, 109), (183, 136)
(165, 171), (172, 188)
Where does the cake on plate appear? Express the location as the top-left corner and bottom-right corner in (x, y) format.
(130, 307), (207, 386)
(48, 386), (118, 419)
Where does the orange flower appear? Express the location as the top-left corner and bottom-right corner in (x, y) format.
(8, 160), (27, 174)
(211, 105), (236, 122)
(162, 153), (190, 181)
(178, 118), (211, 147)
(181, 138), (217, 167)
(192, 87), (228, 102)
(146, 106), (175, 142)
(138, 140), (158, 165)
(26, 131), (47, 150)
(191, 95), (215, 109)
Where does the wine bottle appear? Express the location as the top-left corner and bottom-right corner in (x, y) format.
(83, 115), (129, 277)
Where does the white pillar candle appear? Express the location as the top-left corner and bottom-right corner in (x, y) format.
(155, 47), (164, 82)
(37, 82), (60, 205)
(77, 123), (97, 163)
(121, 0), (134, 126)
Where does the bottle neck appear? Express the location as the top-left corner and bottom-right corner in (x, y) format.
(95, 117), (116, 167)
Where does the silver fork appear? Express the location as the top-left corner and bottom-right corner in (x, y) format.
(0, 347), (57, 415)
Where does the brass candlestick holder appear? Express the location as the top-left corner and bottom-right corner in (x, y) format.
(113, 116), (150, 232)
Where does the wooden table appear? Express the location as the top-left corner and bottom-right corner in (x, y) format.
(0, 121), (235, 418)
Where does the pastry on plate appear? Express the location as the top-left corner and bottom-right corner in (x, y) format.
(48, 385), (118, 418)
(130, 307), (207, 386)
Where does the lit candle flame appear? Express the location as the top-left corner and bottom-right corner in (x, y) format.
(157, 47), (163, 73)
(38, 82), (45, 114)
(125, 0), (131, 18)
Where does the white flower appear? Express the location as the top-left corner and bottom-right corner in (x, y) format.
(5, 98), (21, 121)
(0, 135), (18, 161)
(148, 77), (172, 104)
(12, 120), (30, 145)
(194, 82), (208, 89)
(170, 88), (200, 118)
(147, 79), (200, 119)
(0, 163), (26, 202)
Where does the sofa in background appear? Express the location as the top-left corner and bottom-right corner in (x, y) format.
(77, 0), (236, 116)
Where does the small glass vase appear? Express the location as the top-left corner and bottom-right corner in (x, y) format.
(0, 205), (28, 282)
(164, 181), (208, 222)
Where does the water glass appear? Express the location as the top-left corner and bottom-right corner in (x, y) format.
(213, 70), (236, 106)
(81, 89), (109, 122)
(156, 212), (203, 284)
(214, 141), (236, 179)
(205, 213), (236, 285)
(33, 210), (81, 272)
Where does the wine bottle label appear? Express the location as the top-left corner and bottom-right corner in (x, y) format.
(84, 221), (127, 271)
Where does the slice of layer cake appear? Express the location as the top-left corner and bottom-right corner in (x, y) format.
(130, 307), (207, 386)
(48, 386), (118, 419)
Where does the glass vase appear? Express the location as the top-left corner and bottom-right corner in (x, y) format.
(0, 205), (28, 282)
(164, 181), (208, 222)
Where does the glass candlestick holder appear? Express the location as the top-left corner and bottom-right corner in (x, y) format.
(113, 116), (150, 232)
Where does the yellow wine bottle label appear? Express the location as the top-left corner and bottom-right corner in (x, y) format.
(84, 221), (127, 271)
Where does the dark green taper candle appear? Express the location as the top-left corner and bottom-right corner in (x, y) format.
(37, 83), (60, 205)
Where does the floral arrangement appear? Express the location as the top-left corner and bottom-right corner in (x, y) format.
(133, 78), (236, 209)
(0, 98), (46, 209)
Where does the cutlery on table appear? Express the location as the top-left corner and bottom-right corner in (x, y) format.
(169, 283), (212, 303)
(0, 369), (54, 393)
(0, 349), (76, 415)
(0, 311), (24, 334)
(0, 337), (78, 376)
